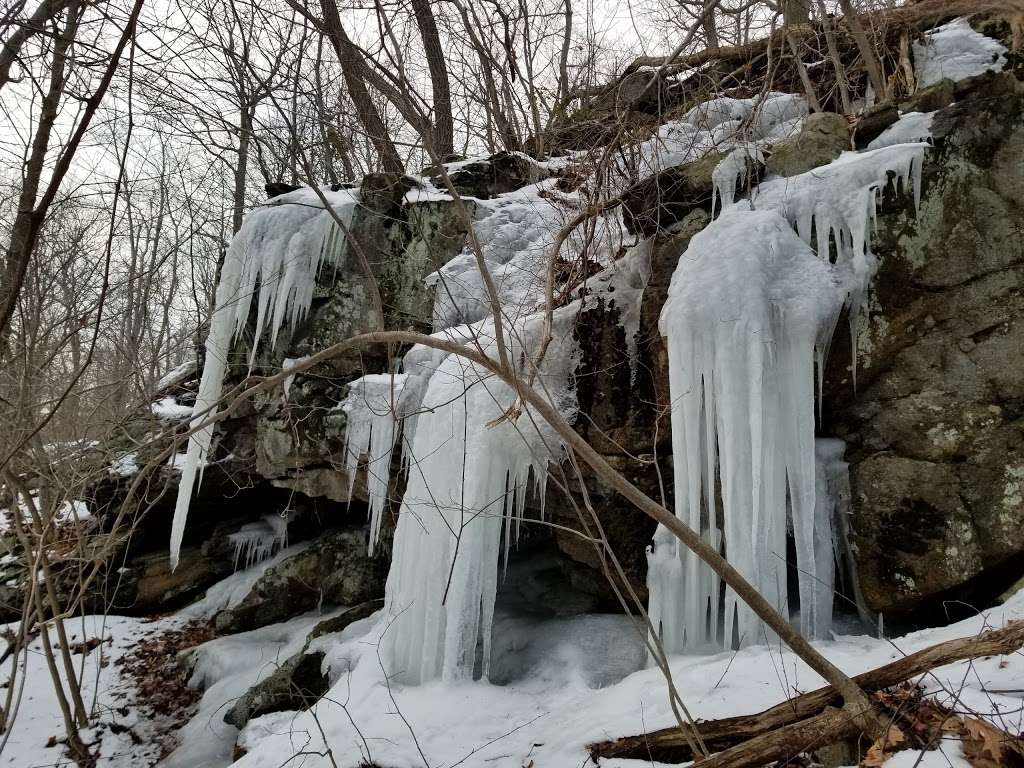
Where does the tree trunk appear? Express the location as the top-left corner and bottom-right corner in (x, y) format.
(783, 0), (811, 26)
(233, 107), (252, 234)
(0, 0), (79, 350)
(410, 0), (454, 158)
(839, 0), (887, 102)
(318, 0), (404, 174)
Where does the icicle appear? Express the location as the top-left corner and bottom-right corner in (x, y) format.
(228, 513), (289, 571)
(378, 309), (577, 684)
(340, 374), (407, 555)
(711, 145), (763, 216)
(169, 189), (357, 570)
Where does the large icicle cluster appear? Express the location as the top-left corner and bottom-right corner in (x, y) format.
(169, 188), (358, 569)
(379, 311), (579, 683)
(651, 134), (928, 649)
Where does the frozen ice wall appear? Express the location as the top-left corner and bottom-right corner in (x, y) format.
(378, 310), (578, 684)
(651, 131), (928, 650)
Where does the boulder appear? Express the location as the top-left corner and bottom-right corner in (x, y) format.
(621, 151), (735, 237)
(223, 601), (379, 728)
(823, 72), (1024, 617)
(429, 151), (549, 199)
(901, 78), (956, 114)
(766, 111), (850, 177)
(213, 528), (386, 633)
(853, 103), (900, 149)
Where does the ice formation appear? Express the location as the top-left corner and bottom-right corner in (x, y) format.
(634, 91), (807, 176)
(913, 18), (1007, 88)
(378, 310), (579, 684)
(228, 514), (289, 571)
(341, 373), (407, 555)
(650, 124), (929, 649)
(867, 111), (935, 150)
(169, 188), (358, 570)
(427, 184), (628, 331)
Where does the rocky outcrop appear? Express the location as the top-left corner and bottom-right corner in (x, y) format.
(120, 58), (1023, 628)
(823, 71), (1024, 617)
(223, 601), (379, 728)
(621, 152), (728, 237)
(428, 151), (549, 198)
(233, 173), (471, 506)
(556, 72), (1024, 619)
(213, 528), (385, 633)
(766, 111), (850, 177)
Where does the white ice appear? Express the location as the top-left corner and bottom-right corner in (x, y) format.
(913, 18), (1007, 88)
(867, 111), (935, 150)
(228, 514), (290, 571)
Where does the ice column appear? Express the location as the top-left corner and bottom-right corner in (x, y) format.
(653, 209), (846, 650)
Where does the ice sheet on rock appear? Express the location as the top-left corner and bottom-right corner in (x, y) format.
(751, 142), (927, 293)
(428, 182), (629, 331)
(653, 208), (847, 651)
(341, 373), (407, 554)
(169, 187), (358, 570)
(162, 611), (333, 768)
(182, 541), (315, 619)
(110, 451), (139, 478)
(575, 239), (652, 380)
(712, 145), (764, 215)
(157, 358), (197, 390)
(632, 92), (806, 182)
(228, 514), (290, 571)
(913, 18), (1006, 88)
(868, 111), (935, 150)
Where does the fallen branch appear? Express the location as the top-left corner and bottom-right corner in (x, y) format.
(589, 620), (1024, 764)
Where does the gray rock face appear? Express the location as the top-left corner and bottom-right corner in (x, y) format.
(558, 73), (1024, 618)
(824, 72), (1024, 616)
(621, 151), (731, 237)
(428, 151), (548, 199)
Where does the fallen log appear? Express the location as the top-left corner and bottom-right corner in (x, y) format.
(589, 620), (1024, 764)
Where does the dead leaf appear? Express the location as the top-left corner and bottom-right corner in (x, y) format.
(864, 725), (908, 767)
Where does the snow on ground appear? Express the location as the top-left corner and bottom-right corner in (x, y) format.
(225, 591), (1024, 768)
(0, 613), (186, 767)
(2, 571), (1020, 768)
(160, 611), (338, 768)
(0, 496), (91, 533)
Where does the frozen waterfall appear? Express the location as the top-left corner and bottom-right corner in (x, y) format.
(651, 141), (927, 650)
(169, 188), (358, 570)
